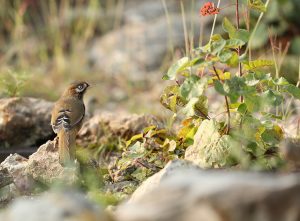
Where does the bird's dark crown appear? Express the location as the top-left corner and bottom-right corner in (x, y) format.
(63, 81), (90, 98)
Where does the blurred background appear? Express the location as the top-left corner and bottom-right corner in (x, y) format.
(0, 0), (300, 114)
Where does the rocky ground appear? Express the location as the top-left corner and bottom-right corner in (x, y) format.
(0, 97), (300, 221)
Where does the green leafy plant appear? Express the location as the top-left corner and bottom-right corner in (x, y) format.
(160, 0), (300, 169)
(115, 125), (178, 182)
(0, 70), (28, 97)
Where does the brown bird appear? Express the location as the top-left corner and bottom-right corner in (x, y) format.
(51, 81), (89, 165)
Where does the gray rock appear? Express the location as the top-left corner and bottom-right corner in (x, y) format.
(0, 168), (13, 188)
(115, 160), (300, 221)
(128, 160), (199, 203)
(0, 190), (111, 221)
(0, 154), (31, 207)
(78, 112), (163, 144)
(26, 140), (77, 184)
(25, 140), (61, 183)
(0, 154), (33, 192)
(0, 97), (54, 148)
(1, 140), (76, 186)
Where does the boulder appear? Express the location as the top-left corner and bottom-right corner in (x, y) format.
(0, 153), (33, 192)
(78, 112), (163, 144)
(25, 140), (62, 183)
(0, 154), (33, 207)
(0, 190), (111, 221)
(115, 160), (300, 221)
(0, 97), (54, 149)
(128, 160), (199, 203)
(0, 140), (77, 191)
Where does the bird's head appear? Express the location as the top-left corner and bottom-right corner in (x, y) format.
(63, 81), (90, 99)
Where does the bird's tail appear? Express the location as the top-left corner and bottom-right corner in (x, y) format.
(58, 130), (76, 166)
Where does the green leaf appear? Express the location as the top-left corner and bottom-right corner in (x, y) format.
(143, 125), (156, 134)
(218, 50), (233, 63)
(272, 77), (289, 86)
(189, 57), (205, 67)
(211, 34), (223, 41)
(233, 29), (250, 43)
(185, 119), (233, 168)
(245, 71), (272, 86)
(243, 60), (274, 70)
(131, 168), (150, 181)
(198, 42), (211, 53)
(126, 134), (143, 147)
(163, 57), (189, 80)
(245, 74), (260, 86)
(214, 80), (227, 95)
(285, 84), (300, 99)
(194, 95), (209, 118)
(181, 96), (208, 118)
(227, 52), (239, 67)
(226, 39), (245, 48)
(222, 18), (249, 42)
(237, 103), (247, 114)
(211, 38), (226, 55)
(248, 0), (266, 12)
(244, 94), (262, 112)
(222, 17), (236, 37)
(261, 129), (281, 146)
(160, 85), (180, 112)
(262, 90), (283, 107)
(180, 75), (208, 100)
(261, 112), (283, 120)
(223, 76), (252, 103)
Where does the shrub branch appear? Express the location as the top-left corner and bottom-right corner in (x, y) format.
(213, 66), (230, 134)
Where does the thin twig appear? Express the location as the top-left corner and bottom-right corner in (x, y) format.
(196, 108), (211, 120)
(235, 0), (243, 103)
(180, 1), (189, 57)
(162, 0), (174, 57)
(209, 0), (221, 41)
(245, 0), (271, 55)
(213, 66), (231, 134)
(285, 57), (300, 118)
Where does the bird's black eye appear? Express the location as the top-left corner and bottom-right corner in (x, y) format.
(77, 84), (83, 90)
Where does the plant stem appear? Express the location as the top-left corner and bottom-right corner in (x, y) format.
(180, 1), (189, 57)
(235, 0), (243, 102)
(213, 66), (231, 134)
(162, 0), (174, 57)
(235, 0), (241, 62)
(285, 57), (300, 118)
(209, 0), (221, 41)
(235, 0), (240, 29)
(245, 0), (271, 55)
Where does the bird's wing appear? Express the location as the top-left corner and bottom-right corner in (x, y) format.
(51, 97), (85, 133)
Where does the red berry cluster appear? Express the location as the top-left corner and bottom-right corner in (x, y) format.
(200, 2), (220, 16)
